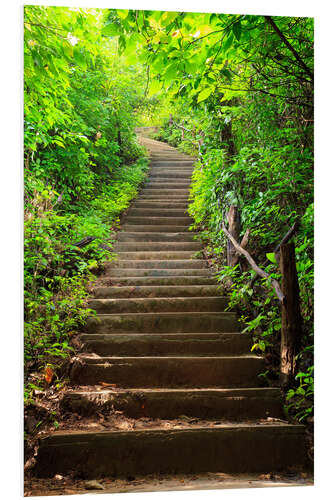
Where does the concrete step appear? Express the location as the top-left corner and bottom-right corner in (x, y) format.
(61, 387), (283, 419)
(117, 231), (195, 241)
(70, 355), (264, 388)
(115, 251), (197, 260)
(140, 189), (189, 196)
(144, 182), (191, 189)
(129, 202), (189, 209)
(80, 332), (252, 357)
(87, 296), (228, 314)
(113, 242), (202, 251)
(35, 424), (305, 478)
(107, 260), (208, 270)
(91, 284), (219, 298)
(95, 276), (217, 286)
(139, 195), (189, 200)
(149, 172), (193, 178)
(126, 209), (190, 217)
(149, 165), (194, 170)
(150, 160), (194, 165)
(123, 217), (192, 226)
(84, 311), (238, 334)
(120, 225), (192, 233)
(150, 158), (196, 162)
(101, 269), (212, 278)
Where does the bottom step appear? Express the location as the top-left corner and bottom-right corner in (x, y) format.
(35, 424), (305, 478)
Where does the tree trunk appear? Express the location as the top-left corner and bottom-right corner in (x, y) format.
(279, 242), (302, 387)
(227, 205), (241, 267)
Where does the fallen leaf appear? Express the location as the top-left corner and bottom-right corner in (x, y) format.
(99, 382), (117, 387)
(44, 366), (53, 385)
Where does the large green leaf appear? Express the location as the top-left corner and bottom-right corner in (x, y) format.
(197, 87), (213, 103)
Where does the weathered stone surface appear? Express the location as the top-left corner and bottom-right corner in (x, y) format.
(91, 284), (220, 298)
(124, 216), (192, 226)
(118, 230), (194, 240)
(70, 355), (264, 387)
(126, 208), (190, 217)
(80, 332), (251, 356)
(103, 268), (212, 277)
(95, 276), (217, 286)
(61, 387), (283, 419)
(35, 425), (306, 478)
(116, 251), (198, 260)
(113, 241), (202, 251)
(87, 296), (228, 314)
(109, 260), (207, 270)
(84, 311), (239, 334)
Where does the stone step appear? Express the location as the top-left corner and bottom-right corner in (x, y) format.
(150, 156), (194, 161)
(70, 355), (264, 388)
(149, 165), (194, 170)
(126, 208), (190, 218)
(150, 159), (194, 163)
(102, 269), (212, 278)
(120, 225), (192, 233)
(140, 189), (189, 196)
(80, 332), (251, 357)
(113, 242), (202, 251)
(84, 311), (238, 334)
(124, 217), (192, 226)
(115, 251), (197, 260)
(129, 202), (189, 209)
(138, 195), (189, 200)
(95, 276), (217, 286)
(106, 260), (208, 270)
(149, 172), (193, 178)
(117, 231), (195, 241)
(144, 182), (191, 189)
(61, 387), (283, 420)
(35, 424), (305, 478)
(91, 284), (219, 298)
(87, 296), (228, 314)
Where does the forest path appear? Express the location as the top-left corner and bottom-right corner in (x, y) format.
(33, 130), (306, 484)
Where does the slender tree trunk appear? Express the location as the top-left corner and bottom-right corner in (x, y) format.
(279, 242), (302, 387)
(227, 205), (241, 267)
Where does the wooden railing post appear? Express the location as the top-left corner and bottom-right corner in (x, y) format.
(279, 242), (302, 387)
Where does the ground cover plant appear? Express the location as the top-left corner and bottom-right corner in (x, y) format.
(24, 5), (149, 442)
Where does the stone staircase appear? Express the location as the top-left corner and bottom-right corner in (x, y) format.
(35, 136), (305, 479)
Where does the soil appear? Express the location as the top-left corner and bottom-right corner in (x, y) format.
(24, 470), (313, 497)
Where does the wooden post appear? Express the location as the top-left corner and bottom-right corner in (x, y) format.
(169, 114), (173, 126)
(279, 242), (302, 387)
(227, 205), (241, 267)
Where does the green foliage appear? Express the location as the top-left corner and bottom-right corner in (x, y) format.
(24, 6), (149, 409)
(138, 11), (314, 424)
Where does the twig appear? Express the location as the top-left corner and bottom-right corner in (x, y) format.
(221, 223), (285, 303)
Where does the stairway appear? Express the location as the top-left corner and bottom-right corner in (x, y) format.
(35, 135), (305, 479)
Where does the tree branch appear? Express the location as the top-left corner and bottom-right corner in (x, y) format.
(221, 223), (285, 303)
(264, 16), (314, 81)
